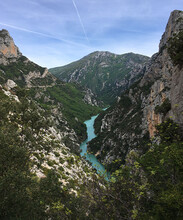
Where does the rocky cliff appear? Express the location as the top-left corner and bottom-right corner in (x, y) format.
(50, 51), (149, 105)
(0, 29), (22, 65)
(88, 10), (183, 171)
(0, 29), (56, 87)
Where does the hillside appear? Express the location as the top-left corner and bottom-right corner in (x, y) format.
(49, 51), (149, 105)
(0, 30), (107, 219)
(0, 29), (101, 146)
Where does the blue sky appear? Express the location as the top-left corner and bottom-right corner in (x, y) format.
(0, 0), (183, 68)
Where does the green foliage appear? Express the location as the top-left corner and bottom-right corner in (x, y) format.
(59, 157), (65, 164)
(89, 119), (183, 219)
(168, 31), (183, 67)
(118, 94), (132, 108)
(48, 160), (57, 167)
(155, 118), (182, 143)
(155, 98), (171, 115)
(139, 120), (183, 219)
(0, 90), (46, 219)
(54, 151), (60, 157)
(0, 55), (101, 143)
(30, 84), (101, 141)
(0, 56), (45, 86)
(1, 85), (183, 219)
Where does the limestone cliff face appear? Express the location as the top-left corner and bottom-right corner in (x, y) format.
(159, 10), (183, 50)
(0, 29), (57, 88)
(88, 10), (183, 171)
(83, 87), (103, 106)
(141, 10), (183, 137)
(0, 29), (22, 65)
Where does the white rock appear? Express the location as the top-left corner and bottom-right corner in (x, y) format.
(5, 79), (17, 90)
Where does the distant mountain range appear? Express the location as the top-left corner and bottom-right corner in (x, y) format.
(49, 51), (149, 105)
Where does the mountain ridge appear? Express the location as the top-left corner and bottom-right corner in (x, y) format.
(49, 51), (149, 105)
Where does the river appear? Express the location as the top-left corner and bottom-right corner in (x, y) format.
(80, 113), (109, 180)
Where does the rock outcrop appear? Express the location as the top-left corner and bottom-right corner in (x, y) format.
(141, 10), (183, 136)
(0, 29), (22, 65)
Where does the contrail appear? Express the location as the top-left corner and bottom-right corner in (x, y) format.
(71, 0), (89, 42)
(0, 22), (89, 48)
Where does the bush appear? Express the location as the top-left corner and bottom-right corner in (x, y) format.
(155, 118), (182, 143)
(168, 31), (183, 67)
(59, 157), (65, 164)
(54, 151), (60, 157)
(47, 160), (56, 167)
(155, 98), (171, 115)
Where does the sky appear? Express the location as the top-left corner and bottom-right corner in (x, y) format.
(0, 0), (183, 68)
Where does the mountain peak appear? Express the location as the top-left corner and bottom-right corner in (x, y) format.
(0, 29), (22, 65)
(159, 10), (183, 51)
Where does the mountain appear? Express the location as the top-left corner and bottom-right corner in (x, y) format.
(0, 29), (105, 219)
(87, 10), (183, 172)
(49, 51), (149, 105)
(0, 29), (101, 146)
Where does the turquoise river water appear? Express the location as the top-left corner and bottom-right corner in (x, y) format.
(80, 114), (109, 180)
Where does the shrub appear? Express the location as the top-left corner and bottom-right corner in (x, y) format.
(59, 157), (65, 164)
(54, 151), (60, 157)
(167, 31), (183, 67)
(47, 160), (56, 167)
(155, 98), (171, 115)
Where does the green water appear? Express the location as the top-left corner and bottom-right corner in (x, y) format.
(80, 114), (109, 180)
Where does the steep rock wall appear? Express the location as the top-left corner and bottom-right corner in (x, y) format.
(88, 10), (183, 171)
(0, 29), (22, 65)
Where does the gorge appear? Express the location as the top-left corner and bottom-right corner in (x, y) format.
(0, 9), (183, 220)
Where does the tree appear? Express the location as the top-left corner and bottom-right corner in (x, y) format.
(139, 120), (183, 219)
(168, 31), (183, 67)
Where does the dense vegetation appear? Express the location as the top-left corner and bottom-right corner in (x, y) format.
(168, 30), (183, 67)
(29, 83), (101, 142)
(0, 88), (102, 219)
(0, 56), (46, 86)
(1, 89), (182, 219)
(155, 98), (171, 115)
(0, 58), (102, 142)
